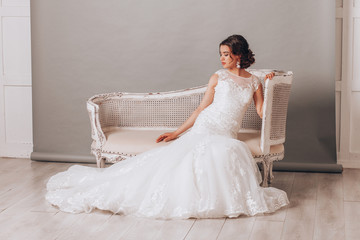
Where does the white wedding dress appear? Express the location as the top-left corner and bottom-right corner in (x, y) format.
(46, 69), (289, 219)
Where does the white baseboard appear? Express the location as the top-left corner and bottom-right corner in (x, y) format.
(0, 143), (33, 158)
(338, 152), (360, 168)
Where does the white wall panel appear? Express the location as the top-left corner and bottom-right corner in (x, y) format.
(355, 0), (360, 7)
(4, 86), (32, 143)
(350, 11), (360, 156)
(336, 91), (341, 152)
(336, 18), (342, 81)
(2, 16), (31, 85)
(337, 0), (360, 167)
(337, 0), (343, 8)
(0, 3), (32, 158)
(335, 13), (342, 156)
(350, 92), (360, 152)
(2, 0), (29, 7)
(353, 18), (360, 91)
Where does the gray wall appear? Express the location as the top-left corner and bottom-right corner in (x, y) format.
(30, 0), (341, 171)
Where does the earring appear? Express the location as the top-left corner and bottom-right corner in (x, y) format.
(236, 61), (241, 68)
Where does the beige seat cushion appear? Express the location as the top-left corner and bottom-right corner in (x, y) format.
(102, 128), (172, 154)
(237, 132), (284, 157)
(102, 128), (284, 157)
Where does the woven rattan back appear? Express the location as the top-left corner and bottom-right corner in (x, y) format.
(270, 83), (292, 140)
(260, 73), (293, 154)
(94, 85), (265, 132)
(98, 90), (205, 129)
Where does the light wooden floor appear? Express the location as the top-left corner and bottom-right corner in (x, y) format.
(0, 157), (359, 240)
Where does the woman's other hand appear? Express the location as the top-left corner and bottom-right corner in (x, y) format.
(265, 72), (275, 80)
(156, 132), (178, 143)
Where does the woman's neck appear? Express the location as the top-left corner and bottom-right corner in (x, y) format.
(227, 68), (250, 78)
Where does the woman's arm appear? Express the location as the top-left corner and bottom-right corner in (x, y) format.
(156, 74), (219, 142)
(253, 72), (275, 119)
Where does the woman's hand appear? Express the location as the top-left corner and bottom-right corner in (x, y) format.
(156, 132), (178, 143)
(265, 72), (275, 80)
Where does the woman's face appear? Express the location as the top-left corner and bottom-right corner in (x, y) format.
(219, 45), (239, 69)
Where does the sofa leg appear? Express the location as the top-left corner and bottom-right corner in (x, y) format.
(95, 150), (105, 168)
(268, 161), (274, 184)
(97, 158), (105, 168)
(261, 160), (269, 187)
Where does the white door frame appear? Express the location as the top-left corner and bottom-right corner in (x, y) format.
(0, 1), (33, 158)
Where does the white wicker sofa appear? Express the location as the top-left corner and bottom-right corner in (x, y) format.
(87, 69), (293, 187)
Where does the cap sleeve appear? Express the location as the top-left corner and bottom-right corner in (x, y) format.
(252, 76), (261, 92)
(214, 69), (226, 80)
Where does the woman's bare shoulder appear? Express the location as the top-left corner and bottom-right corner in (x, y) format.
(208, 73), (219, 87)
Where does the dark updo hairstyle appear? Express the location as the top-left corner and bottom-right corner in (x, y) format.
(219, 35), (255, 69)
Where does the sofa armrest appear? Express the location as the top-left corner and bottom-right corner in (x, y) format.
(260, 72), (293, 155)
(87, 99), (106, 148)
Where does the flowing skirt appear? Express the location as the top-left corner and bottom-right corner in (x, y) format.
(46, 131), (289, 219)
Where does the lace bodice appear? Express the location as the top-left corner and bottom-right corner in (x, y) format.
(191, 69), (261, 138)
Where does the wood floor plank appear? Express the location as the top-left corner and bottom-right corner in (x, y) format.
(280, 199), (317, 240)
(2, 188), (58, 214)
(217, 217), (255, 240)
(290, 172), (318, 200)
(47, 211), (111, 239)
(313, 173), (345, 240)
(280, 172), (318, 240)
(184, 219), (226, 240)
(249, 220), (284, 240)
(0, 183), (40, 210)
(255, 206), (288, 223)
(0, 160), (51, 195)
(0, 162), (73, 210)
(256, 171), (295, 222)
(270, 172), (295, 192)
(118, 217), (167, 240)
(88, 214), (139, 240)
(0, 211), (58, 240)
(0, 172), (18, 196)
(153, 219), (195, 240)
(1, 165), (56, 212)
(0, 157), (30, 172)
(343, 169), (360, 202)
(55, 211), (113, 240)
(344, 201), (360, 240)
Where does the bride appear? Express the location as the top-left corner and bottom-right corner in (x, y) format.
(46, 34), (289, 219)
